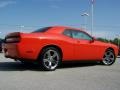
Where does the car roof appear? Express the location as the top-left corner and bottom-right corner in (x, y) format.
(47, 26), (85, 34)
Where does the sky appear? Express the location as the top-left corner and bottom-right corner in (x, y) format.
(0, 0), (120, 39)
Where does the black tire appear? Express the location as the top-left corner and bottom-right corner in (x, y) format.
(101, 49), (116, 65)
(39, 47), (61, 71)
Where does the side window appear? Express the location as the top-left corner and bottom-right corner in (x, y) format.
(63, 30), (72, 37)
(72, 30), (92, 40)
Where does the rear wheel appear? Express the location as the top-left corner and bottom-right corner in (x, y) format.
(102, 49), (115, 65)
(39, 47), (61, 71)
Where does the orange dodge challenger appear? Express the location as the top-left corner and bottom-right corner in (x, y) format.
(3, 26), (118, 71)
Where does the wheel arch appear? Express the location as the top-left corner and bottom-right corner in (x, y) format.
(104, 47), (116, 58)
(106, 47), (119, 58)
(37, 44), (63, 60)
(106, 47), (115, 53)
(101, 47), (116, 65)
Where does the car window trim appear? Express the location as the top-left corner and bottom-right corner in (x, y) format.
(71, 29), (93, 40)
(63, 29), (93, 41)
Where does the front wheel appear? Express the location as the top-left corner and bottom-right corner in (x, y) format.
(39, 47), (61, 71)
(101, 49), (115, 65)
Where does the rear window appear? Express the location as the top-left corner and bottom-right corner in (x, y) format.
(63, 30), (72, 37)
(32, 27), (52, 33)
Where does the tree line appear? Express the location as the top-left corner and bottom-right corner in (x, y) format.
(97, 37), (120, 47)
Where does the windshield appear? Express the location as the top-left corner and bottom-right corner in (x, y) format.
(32, 27), (52, 33)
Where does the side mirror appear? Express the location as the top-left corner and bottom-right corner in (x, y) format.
(90, 37), (95, 43)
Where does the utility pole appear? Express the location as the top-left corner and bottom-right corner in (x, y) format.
(91, 0), (95, 35)
(81, 12), (89, 30)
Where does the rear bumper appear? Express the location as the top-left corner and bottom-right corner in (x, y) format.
(3, 43), (20, 59)
(3, 43), (38, 61)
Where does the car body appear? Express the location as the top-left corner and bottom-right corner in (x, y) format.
(3, 26), (118, 70)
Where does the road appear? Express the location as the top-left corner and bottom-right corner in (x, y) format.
(0, 53), (120, 90)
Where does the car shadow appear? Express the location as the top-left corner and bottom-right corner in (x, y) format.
(0, 61), (42, 71)
(0, 61), (98, 71)
(59, 61), (97, 69)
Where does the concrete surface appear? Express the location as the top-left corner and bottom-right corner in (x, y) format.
(0, 53), (120, 90)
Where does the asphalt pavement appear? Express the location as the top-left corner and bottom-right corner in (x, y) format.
(0, 53), (120, 90)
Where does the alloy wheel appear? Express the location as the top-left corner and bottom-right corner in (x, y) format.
(43, 49), (60, 70)
(102, 50), (115, 65)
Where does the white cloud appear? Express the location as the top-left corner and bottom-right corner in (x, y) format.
(0, 1), (16, 8)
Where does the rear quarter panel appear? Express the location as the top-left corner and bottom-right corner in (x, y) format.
(18, 33), (75, 61)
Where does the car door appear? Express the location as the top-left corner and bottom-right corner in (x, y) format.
(71, 30), (100, 60)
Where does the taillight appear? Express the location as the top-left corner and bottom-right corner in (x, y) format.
(5, 32), (21, 43)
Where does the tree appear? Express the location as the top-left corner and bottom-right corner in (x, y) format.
(112, 38), (120, 47)
(97, 37), (109, 43)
